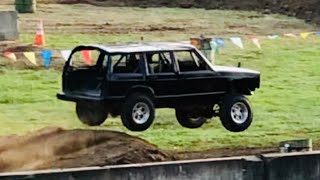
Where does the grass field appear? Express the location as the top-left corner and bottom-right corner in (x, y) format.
(0, 5), (319, 151)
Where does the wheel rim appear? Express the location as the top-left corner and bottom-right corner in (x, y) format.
(230, 102), (248, 124)
(189, 117), (202, 122)
(132, 102), (150, 124)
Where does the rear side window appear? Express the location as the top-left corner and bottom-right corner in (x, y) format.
(175, 50), (209, 72)
(111, 53), (144, 74)
(146, 52), (174, 74)
(70, 49), (103, 68)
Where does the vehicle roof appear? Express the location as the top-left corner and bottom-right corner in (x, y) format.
(77, 42), (195, 53)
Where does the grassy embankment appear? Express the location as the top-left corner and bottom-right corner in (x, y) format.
(0, 7), (319, 151)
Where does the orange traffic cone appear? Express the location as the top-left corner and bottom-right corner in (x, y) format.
(34, 19), (45, 46)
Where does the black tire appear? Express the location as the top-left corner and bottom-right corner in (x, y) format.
(121, 94), (155, 131)
(175, 109), (207, 128)
(219, 95), (253, 132)
(76, 103), (108, 126)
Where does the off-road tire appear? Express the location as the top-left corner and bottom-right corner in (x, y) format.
(175, 109), (207, 128)
(76, 103), (108, 126)
(220, 95), (253, 132)
(121, 94), (155, 131)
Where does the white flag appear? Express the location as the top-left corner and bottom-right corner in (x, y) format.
(230, 37), (244, 49)
(60, 50), (72, 61)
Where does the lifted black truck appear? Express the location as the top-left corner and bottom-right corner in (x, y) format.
(57, 42), (260, 132)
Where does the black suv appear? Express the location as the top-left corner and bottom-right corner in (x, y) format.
(57, 42), (260, 132)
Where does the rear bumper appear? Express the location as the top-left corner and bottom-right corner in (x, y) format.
(56, 92), (125, 104)
(57, 92), (104, 103)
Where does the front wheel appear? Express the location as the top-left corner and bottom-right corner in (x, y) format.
(76, 103), (108, 126)
(121, 94), (155, 131)
(175, 109), (207, 128)
(219, 95), (253, 132)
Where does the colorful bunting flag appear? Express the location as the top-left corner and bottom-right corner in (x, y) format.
(215, 38), (225, 48)
(3, 51), (17, 61)
(82, 50), (92, 65)
(252, 38), (261, 49)
(267, 35), (279, 39)
(230, 37), (244, 49)
(60, 50), (72, 61)
(23, 52), (37, 65)
(209, 40), (218, 64)
(41, 50), (52, 68)
(210, 40), (219, 53)
(284, 33), (297, 38)
(300, 32), (312, 39)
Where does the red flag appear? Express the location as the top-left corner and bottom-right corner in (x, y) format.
(3, 51), (17, 61)
(82, 50), (92, 65)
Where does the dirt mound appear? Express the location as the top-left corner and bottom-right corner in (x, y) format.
(0, 127), (174, 172)
(56, 0), (320, 24)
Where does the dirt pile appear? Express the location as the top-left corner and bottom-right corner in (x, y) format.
(56, 0), (320, 24)
(0, 127), (174, 172)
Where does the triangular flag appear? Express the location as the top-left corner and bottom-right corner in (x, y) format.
(3, 51), (17, 61)
(210, 40), (219, 53)
(41, 50), (52, 68)
(60, 50), (72, 61)
(82, 50), (92, 65)
(210, 50), (215, 64)
(209, 40), (218, 64)
(215, 38), (225, 48)
(230, 37), (244, 49)
(23, 52), (37, 65)
(252, 38), (261, 49)
(267, 35), (279, 39)
(284, 33), (297, 38)
(300, 32), (312, 39)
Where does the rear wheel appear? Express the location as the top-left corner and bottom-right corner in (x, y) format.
(121, 93), (155, 131)
(76, 103), (108, 126)
(175, 109), (207, 128)
(219, 95), (253, 132)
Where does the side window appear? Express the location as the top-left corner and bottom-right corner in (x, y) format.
(70, 49), (102, 68)
(111, 53), (143, 74)
(175, 50), (209, 72)
(146, 52), (174, 74)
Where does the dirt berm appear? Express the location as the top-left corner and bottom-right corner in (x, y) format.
(0, 127), (175, 172)
(55, 0), (320, 24)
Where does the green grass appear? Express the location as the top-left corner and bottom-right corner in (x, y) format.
(1, 6), (319, 151)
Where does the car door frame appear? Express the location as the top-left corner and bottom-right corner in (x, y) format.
(172, 49), (227, 97)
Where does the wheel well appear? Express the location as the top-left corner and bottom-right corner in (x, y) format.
(125, 86), (155, 99)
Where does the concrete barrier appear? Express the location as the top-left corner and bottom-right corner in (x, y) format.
(1, 151), (320, 180)
(261, 151), (320, 180)
(0, 156), (263, 180)
(0, 11), (18, 41)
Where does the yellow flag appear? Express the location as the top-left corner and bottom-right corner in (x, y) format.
(300, 32), (312, 39)
(23, 52), (37, 65)
(252, 38), (261, 49)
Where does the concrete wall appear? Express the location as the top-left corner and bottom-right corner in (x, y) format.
(0, 11), (18, 41)
(0, 156), (264, 180)
(1, 151), (320, 180)
(262, 151), (320, 180)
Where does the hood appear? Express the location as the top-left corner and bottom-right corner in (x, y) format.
(213, 66), (260, 75)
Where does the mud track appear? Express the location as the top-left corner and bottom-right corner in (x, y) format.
(0, 127), (175, 172)
(56, 0), (320, 25)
